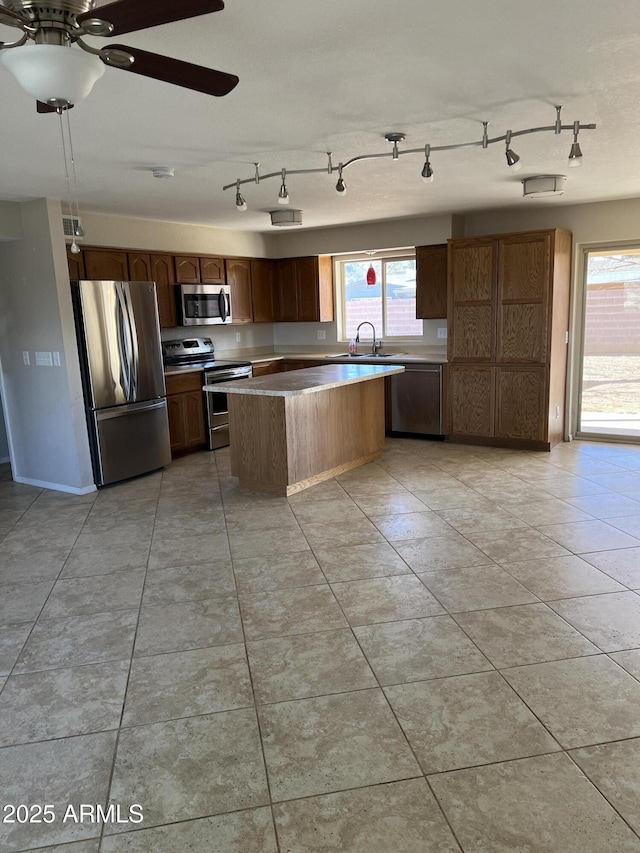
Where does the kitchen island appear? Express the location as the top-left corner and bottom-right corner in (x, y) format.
(208, 363), (404, 495)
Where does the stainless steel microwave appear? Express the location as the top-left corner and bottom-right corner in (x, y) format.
(177, 283), (232, 325)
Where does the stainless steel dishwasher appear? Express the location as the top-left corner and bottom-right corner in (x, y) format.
(389, 364), (443, 436)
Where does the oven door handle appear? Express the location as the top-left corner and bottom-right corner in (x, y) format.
(205, 369), (251, 382)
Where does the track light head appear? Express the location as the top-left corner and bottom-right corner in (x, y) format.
(235, 179), (247, 211)
(335, 164), (346, 195)
(278, 168), (289, 204)
(504, 131), (521, 171)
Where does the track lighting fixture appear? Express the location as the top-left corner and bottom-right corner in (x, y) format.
(505, 130), (521, 171)
(235, 179), (247, 211)
(278, 168), (289, 204)
(421, 145), (434, 183)
(568, 120), (583, 167)
(222, 106), (595, 220)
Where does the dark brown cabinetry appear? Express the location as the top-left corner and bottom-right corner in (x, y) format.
(200, 256), (225, 283)
(251, 360), (282, 376)
(128, 252), (176, 329)
(165, 372), (206, 454)
(416, 244), (448, 319)
(174, 256), (201, 283)
(250, 259), (276, 323)
(226, 258), (253, 323)
(66, 246), (85, 280)
(276, 256), (333, 322)
(83, 249), (129, 281)
(447, 228), (571, 449)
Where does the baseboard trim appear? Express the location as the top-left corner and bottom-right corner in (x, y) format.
(13, 475), (97, 495)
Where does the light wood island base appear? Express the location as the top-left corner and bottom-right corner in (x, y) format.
(215, 364), (404, 496)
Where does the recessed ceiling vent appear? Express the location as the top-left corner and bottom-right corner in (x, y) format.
(521, 175), (567, 198)
(270, 209), (303, 227)
(62, 215), (83, 241)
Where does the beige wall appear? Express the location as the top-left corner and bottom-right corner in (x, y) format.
(79, 211), (276, 258)
(0, 201), (23, 242)
(0, 199), (94, 492)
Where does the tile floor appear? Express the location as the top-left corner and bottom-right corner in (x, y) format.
(1, 438), (640, 851)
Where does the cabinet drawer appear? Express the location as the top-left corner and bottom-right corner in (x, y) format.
(165, 371), (203, 395)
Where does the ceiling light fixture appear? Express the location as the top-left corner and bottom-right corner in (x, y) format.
(568, 120), (583, 167)
(223, 106), (595, 220)
(521, 175), (567, 198)
(386, 132), (406, 161)
(151, 166), (175, 179)
(278, 168), (289, 204)
(235, 179), (247, 211)
(270, 209), (303, 227)
(504, 130), (521, 171)
(421, 144), (434, 183)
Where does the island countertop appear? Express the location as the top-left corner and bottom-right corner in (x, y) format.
(204, 363), (404, 397)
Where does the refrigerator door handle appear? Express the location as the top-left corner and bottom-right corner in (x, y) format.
(96, 399), (167, 421)
(114, 283), (132, 399)
(122, 282), (140, 400)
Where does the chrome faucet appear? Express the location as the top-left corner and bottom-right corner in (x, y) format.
(355, 321), (382, 354)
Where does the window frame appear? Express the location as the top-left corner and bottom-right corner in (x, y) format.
(334, 249), (422, 343)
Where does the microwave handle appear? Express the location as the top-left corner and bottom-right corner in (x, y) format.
(219, 288), (228, 323)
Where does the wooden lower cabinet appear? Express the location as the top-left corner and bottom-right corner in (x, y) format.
(449, 365), (495, 438)
(251, 360), (283, 377)
(449, 363), (549, 447)
(165, 372), (206, 454)
(495, 366), (547, 442)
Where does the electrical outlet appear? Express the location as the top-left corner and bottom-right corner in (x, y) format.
(52, 351), (61, 367)
(317, 330), (326, 340)
(22, 351), (30, 366)
(35, 351), (53, 367)
(235, 332), (241, 343)
(437, 327), (448, 339)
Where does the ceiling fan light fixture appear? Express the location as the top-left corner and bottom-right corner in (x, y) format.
(270, 209), (303, 227)
(0, 44), (105, 105)
(521, 174), (567, 198)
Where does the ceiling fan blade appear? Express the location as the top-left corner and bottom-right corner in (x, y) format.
(77, 0), (225, 37)
(0, 5), (29, 28)
(105, 44), (238, 97)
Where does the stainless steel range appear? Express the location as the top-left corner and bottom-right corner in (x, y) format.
(162, 337), (252, 450)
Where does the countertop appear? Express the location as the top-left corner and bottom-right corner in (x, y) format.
(204, 363), (404, 397)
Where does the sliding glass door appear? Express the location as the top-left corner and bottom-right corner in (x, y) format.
(577, 247), (640, 439)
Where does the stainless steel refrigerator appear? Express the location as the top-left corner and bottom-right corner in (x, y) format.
(71, 280), (172, 486)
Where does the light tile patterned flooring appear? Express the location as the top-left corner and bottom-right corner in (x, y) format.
(1, 438), (640, 851)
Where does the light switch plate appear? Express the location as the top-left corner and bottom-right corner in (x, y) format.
(437, 327), (448, 339)
(235, 332), (241, 343)
(22, 351), (30, 366)
(317, 330), (326, 340)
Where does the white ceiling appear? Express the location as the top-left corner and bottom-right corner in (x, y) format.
(1, 0), (639, 233)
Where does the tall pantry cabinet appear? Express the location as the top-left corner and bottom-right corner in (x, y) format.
(447, 228), (572, 450)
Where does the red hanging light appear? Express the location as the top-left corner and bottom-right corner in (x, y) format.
(366, 263), (377, 286)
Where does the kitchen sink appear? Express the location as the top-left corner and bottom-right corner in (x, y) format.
(326, 353), (399, 359)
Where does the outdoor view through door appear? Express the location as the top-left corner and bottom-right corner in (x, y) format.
(339, 254), (422, 341)
(578, 248), (640, 439)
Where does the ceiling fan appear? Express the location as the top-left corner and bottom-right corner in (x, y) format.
(0, 0), (239, 111)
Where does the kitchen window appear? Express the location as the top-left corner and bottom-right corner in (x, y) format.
(336, 251), (422, 341)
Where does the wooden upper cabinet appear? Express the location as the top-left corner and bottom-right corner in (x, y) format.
(450, 240), (495, 302)
(416, 244), (447, 319)
(276, 256), (334, 322)
(127, 252), (176, 328)
(276, 259), (299, 322)
(83, 249), (129, 281)
(226, 258), (253, 323)
(496, 233), (552, 364)
(66, 246), (85, 280)
(448, 239), (497, 363)
(174, 255), (201, 283)
(200, 256), (225, 283)
(250, 259), (276, 323)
